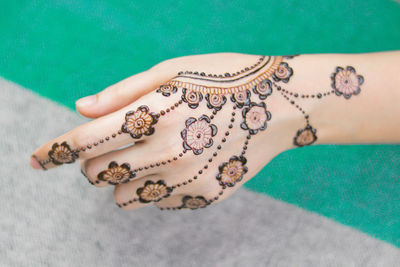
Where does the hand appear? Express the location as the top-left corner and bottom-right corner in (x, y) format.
(30, 52), (365, 210)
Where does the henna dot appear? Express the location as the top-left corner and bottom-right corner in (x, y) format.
(231, 118), (235, 122)
(156, 163), (160, 167)
(247, 135), (251, 140)
(167, 160), (171, 163)
(179, 153), (183, 157)
(241, 151), (246, 155)
(188, 179), (192, 183)
(233, 106), (237, 110)
(198, 170), (203, 174)
(123, 203), (127, 206)
(81, 148), (86, 152)
(171, 106), (175, 110)
(166, 108), (170, 113)
(228, 124), (233, 129)
(218, 74), (223, 78)
(323, 93), (327, 96)
(105, 137), (110, 141)
(243, 146), (247, 150)
(311, 95), (315, 98)
(217, 145), (221, 150)
(204, 165), (208, 169)
(305, 115), (309, 119)
(179, 100), (183, 104)
(160, 110), (166, 116)
(290, 101), (295, 105)
(214, 196), (219, 200)
(112, 134), (116, 138)
(139, 167), (143, 171)
(219, 191), (223, 195)
(150, 164), (154, 168)
(213, 110), (217, 115)
(129, 200), (133, 204)
(245, 141), (249, 145)
(177, 184), (181, 187)
(232, 112), (236, 116)
(208, 158), (213, 162)
(317, 93), (322, 99)
(294, 93), (299, 97)
(87, 145), (92, 149)
(193, 176), (198, 180)
(200, 72), (205, 76)
(290, 92), (293, 95)
(172, 186), (176, 189)
(162, 161), (166, 165)
(100, 139), (104, 143)
(194, 72), (198, 75)
(210, 115), (214, 119)
(225, 131), (229, 136)
(144, 166), (149, 170)
(94, 142), (98, 146)
(95, 181), (100, 184)
(173, 157), (178, 160)
(183, 182), (187, 185)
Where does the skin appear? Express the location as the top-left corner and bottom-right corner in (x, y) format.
(30, 51), (400, 210)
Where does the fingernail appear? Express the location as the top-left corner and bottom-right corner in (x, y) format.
(76, 95), (97, 107)
(30, 155), (44, 170)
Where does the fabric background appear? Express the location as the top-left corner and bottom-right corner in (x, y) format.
(0, 0), (399, 258)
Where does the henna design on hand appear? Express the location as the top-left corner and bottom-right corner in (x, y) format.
(33, 55), (365, 211)
(97, 161), (135, 185)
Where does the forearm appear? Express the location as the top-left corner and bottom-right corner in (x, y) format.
(272, 51), (400, 147)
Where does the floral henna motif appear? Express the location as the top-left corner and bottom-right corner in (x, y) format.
(136, 180), (172, 203)
(156, 84), (178, 97)
(231, 90), (251, 108)
(182, 88), (203, 109)
(241, 102), (271, 135)
(331, 66), (364, 99)
(97, 161), (135, 185)
(122, 105), (159, 139)
(273, 62), (293, 83)
(217, 156), (248, 187)
(205, 93), (227, 111)
(181, 115), (218, 155)
(48, 142), (78, 165)
(253, 79), (272, 100)
(294, 125), (317, 147)
(181, 196), (208, 209)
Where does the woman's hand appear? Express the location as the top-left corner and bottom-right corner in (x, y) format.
(30, 51), (400, 210)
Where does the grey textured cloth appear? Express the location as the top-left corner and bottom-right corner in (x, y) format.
(1, 78), (399, 267)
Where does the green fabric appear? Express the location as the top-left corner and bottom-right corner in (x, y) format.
(0, 0), (399, 246)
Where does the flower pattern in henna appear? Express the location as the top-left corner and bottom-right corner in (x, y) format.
(241, 102), (271, 135)
(217, 156), (248, 187)
(273, 62), (293, 83)
(253, 79), (272, 100)
(97, 161), (135, 185)
(231, 90), (251, 108)
(294, 125), (317, 147)
(157, 84), (177, 97)
(181, 115), (218, 155)
(48, 142), (78, 165)
(331, 66), (364, 99)
(181, 196), (208, 209)
(205, 93), (227, 111)
(137, 180), (172, 203)
(122, 105), (158, 139)
(182, 88), (203, 109)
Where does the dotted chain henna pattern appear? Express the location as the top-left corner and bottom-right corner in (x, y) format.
(35, 55), (365, 210)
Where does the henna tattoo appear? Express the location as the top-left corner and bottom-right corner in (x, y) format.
(136, 180), (172, 203)
(48, 142), (78, 165)
(182, 88), (203, 109)
(33, 55), (365, 210)
(217, 156), (248, 187)
(253, 79), (272, 100)
(156, 84), (178, 97)
(176, 56), (269, 83)
(331, 66), (364, 99)
(294, 125), (317, 147)
(241, 102), (271, 135)
(97, 161), (135, 185)
(205, 93), (227, 111)
(231, 89), (251, 108)
(272, 62), (293, 83)
(181, 115), (217, 155)
(122, 105), (159, 139)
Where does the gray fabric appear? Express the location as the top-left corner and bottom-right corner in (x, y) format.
(1, 77), (399, 267)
